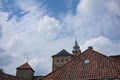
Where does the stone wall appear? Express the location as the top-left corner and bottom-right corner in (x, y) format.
(16, 69), (34, 80)
(52, 56), (72, 71)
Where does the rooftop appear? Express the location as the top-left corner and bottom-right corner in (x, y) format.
(52, 49), (72, 57)
(16, 63), (35, 72)
(0, 72), (24, 80)
(40, 48), (120, 80)
(110, 55), (120, 61)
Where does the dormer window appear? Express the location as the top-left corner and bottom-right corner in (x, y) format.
(84, 59), (90, 64)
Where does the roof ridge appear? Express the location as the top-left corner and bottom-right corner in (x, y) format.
(17, 63), (35, 72)
(40, 49), (120, 80)
(91, 49), (120, 64)
(52, 49), (72, 57)
(109, 55), (120, 62)
(17, 63), (31, 68)
(109, 56), (120, 65)
(0, 72), (24, 80)
(40, 49), (88, 80)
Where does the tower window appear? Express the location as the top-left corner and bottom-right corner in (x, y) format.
(61, 59), (64, 62)
(84, 59), (90, 64)
(66, 58), (69, 62)
(56, 59), (59, 63)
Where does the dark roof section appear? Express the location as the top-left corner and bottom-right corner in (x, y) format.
(52, 49), (72, 57)
(0, 72), (24, 80)
(110, 55), (120, 61)
(40, 48), (120, 80)
(34, 76), (44, 80)
(16, 63), (35, 72)
(72, 40), (81, 52)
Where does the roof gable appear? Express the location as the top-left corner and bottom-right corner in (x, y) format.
(17, 63), (34, 72)
(40, 49), (120, 80)
(52, 49), (72, 57)
(0, 72), (24, 80)
(110, 55), (120, 61)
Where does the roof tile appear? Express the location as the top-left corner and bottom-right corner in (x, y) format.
(17, 63), (35, 72)
(110, 55), (120, 61)
(40, 49), (120, 80)
(0, 72), (24, 80)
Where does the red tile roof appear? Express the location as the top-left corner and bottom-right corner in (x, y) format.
(17, 63), (35, 72)
(110, 55), (120, 61)
(0, 72), (24, 80)
(40, 49), (120, 80)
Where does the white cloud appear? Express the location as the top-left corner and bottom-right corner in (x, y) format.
(38, 15), (62, 39)
(16, 0), (46, 15)
(77, 0), (120, 16)
(0, 0), (120, 76)
(0, 0), (63, 75)
(17, 0), (38, 11)
(81, 36), (119, 55)
(106, 0), (120, 16)
(30, 58), (45, 68)
(29, 57), (51, 75)
(64, 0), (120, 42)
(0, 11), (9, 24)
(0, 52), (13, 67)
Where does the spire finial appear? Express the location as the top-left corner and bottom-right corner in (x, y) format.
(75, 36), (78, 46)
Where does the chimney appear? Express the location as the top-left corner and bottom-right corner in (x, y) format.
(88, 46), (93, 49)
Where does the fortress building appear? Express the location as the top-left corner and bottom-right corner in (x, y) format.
(39, 40), (120, 80)
(16, 63), (35, 80)
(40, 47), (120, 80)
(1, 40), (119, 80)
(52, 40), (81, 71)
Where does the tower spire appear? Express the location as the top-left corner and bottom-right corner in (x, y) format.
(74, 35), (78, 46)
(72, 39), (81, 56)
(75, 39), (78, 46)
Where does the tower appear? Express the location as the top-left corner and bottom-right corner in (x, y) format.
(16, 63), (35, 80)
(72, 39), (81, 56)
(52, 49), (73, 71)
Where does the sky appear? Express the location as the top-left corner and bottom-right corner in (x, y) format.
(0, 0), (120, 76)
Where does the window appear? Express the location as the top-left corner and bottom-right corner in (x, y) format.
(56, 59), (59, 63)
(66, 58), (69, 62)
(61, 59), (64, 62)
(56, 66), (59, 68)
(84, 59), (90, 64)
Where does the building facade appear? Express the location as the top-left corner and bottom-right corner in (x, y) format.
(52, 40), (81, 71)
(40, 47), (120, 80)
(16, 63), (35, 80)
(52, 49), (73, 71)
(14, 40), (120, 80)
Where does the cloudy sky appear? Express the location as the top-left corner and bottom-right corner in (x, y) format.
(0, 0), (120, 76)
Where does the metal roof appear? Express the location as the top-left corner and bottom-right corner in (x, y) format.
(52, 49), (72, 57)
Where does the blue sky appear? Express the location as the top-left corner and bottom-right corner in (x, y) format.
(0, 0), (120, 76)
